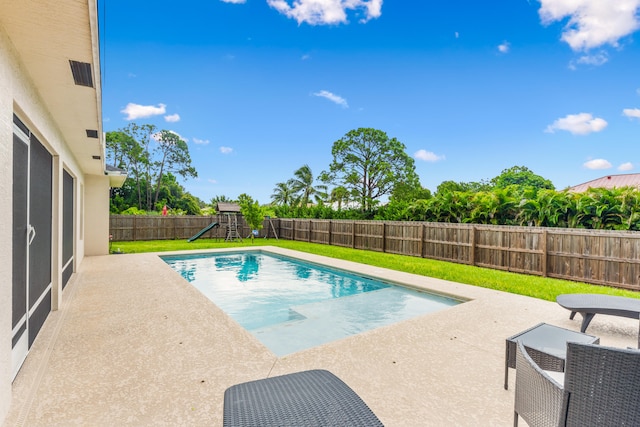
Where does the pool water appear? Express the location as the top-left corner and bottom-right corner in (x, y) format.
(162, 251), (462, 356)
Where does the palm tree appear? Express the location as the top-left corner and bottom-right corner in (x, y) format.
(435, 190), (472, 223)
(569, 188), (623, 230)
(330, 186), (350, 210)
(270, 181), (295, 206)
(617, 187), (640, 230)
(290, 165), (326, 207)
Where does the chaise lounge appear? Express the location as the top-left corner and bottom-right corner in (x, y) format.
(556, 293), (640, 347)
(223, 369), (384, 426)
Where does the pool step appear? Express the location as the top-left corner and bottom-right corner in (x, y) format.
(251, 287), (457, 356)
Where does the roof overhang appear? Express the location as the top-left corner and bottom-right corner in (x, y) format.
(105, 164), (128, 188)
(0, 0), (105, 176)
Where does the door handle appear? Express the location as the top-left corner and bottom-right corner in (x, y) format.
(28, 225), (36, 245)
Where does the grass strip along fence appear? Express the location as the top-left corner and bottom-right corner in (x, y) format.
(110, 215), (640, 292)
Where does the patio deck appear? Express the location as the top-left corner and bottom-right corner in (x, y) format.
(4, 247), (638, 426)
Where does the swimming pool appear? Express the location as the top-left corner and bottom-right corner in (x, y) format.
(162, 250), (462, 356)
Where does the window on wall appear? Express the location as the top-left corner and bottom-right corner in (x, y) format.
(62, 169), (74, 288)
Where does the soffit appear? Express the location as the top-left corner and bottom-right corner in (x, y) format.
(0, 0), (103, 176)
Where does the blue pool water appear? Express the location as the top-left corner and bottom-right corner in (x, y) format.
(162, 251), (462, 356)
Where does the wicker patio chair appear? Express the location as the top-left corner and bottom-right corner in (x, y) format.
(562, 342), (640, 426)
(513, 340), (563, 427)
(514, 340), (640, 427)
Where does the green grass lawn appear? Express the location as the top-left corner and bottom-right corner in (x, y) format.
(111, 238), (640, 302)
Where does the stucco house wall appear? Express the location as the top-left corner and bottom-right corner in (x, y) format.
(0, 1), (110, 422)
(0, 24), (13, 424)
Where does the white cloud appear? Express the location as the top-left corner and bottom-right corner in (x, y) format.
(619, 162), (634, 171)
(623, 108), (640, 120)
(313, 90), (348, 108)
(152, 130), (187, 142)
(120, 103), (166, 120)
(221, 0), (246, 3)
(193, 138), (210, 145)
(575, 51), (609, 66)
(545, 113), (607, 135)
(538, 0), (640, 51)
(220, 146), (233, 154)
(584, 159), (612, 170)
(266, 0), (382, 25)
(208, 179), (218, 184)
(170, 130), (187, 142)
(302, 54), (312, 60)
(455, 32), (459, 39)
(164, 114), (181, 123)
(414, 149), (445, 162)
(498, 41), (510, 53)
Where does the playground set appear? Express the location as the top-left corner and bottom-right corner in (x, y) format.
(187, 203), (278, 242)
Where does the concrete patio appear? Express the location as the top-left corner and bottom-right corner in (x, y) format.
(4, 247), (638, 426)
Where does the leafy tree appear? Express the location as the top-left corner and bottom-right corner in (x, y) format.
(151, 173), (203, 215)
(106, 123), (199, 214)
(174, 194), (202, 215)
(238, 193), (266, 241)
(435, 180), (490, 195)
(121, 123), (156, 210)
(106, 131), (137, 169)
(490, 166), (555, 194)
(321, 128), (418, 212)
(150, 130), (197, 211)
(107, 126), (150, 209)
(390, 180), (431, 203)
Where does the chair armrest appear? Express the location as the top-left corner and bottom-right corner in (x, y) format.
(514, 341), (564, 427)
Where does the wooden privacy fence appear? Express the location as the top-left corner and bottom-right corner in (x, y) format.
(110, 215), (640, 292)
(110, 215), (241, 242)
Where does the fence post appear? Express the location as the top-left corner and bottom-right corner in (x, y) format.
(469, 226), (476, 266)
(352, 220), (356, 249)
(133, 215), (137, 241)
(541, 230), (548, 277)
(382, 222), (387, 253)
(293, 219), (296, 241)
(173, 216), (177, 239)
(328, 220), (332, 246)
(420, 223), (425, 258)
(308, 220), (312, 243)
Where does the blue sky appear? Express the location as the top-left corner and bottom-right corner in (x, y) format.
(99, 0), (640, 205)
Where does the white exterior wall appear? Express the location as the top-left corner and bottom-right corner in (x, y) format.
(0, 19), (107, 424)
(0, 23), (13, 425)
(84, 175), (110, 256)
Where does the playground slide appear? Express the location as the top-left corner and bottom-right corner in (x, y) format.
(187, 222), (220, 242)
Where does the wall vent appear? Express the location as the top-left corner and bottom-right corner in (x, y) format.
(86, 129), (99, 138)
(92, 155), (101, 160)
(69, 60), (94, 87)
